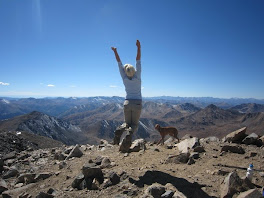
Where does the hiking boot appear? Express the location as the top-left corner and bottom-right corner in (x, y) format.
(119, 129), (133, 153)
(113, 123), (128, 145)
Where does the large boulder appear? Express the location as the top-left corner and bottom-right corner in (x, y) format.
(223, 127), (247, 143)
(176, 137), (200, 153)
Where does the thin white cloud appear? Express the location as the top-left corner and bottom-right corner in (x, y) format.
(47, 84), (55, 87)
(0, 82), (10, 86)
(70, 85), (76, 88)
(110, 85), (118, 88)
(141, 86), (144, 89)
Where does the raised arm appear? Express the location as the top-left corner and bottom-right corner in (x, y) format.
(136, 40), (141, 61)
(111, 47), (121, 63)
(136, 40), (141, 78)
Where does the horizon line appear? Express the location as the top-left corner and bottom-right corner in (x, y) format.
(0, 95), (264, 101)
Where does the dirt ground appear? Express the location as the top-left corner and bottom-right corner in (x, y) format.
(2, 139), (264, 198)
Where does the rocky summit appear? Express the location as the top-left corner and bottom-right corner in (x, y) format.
(0, 128), (263, 198)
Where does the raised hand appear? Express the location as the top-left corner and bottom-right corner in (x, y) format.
(136, 40), (141, 48)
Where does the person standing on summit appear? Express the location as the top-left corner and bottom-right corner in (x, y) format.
(111, 40), (142, 152)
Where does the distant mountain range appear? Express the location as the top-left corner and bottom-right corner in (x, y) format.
(1, 96), (264, 145)
(0, 111), (87, 145)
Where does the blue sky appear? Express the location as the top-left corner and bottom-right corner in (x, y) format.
(0, 0), (264, 99)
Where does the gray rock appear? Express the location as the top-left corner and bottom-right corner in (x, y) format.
(220, 171), (254, 198)
(16, 173), (36, 184)
(259, 135), (264, 145)
(53, 152), (67, 161)
(34, 172), (52, 181)
(187, 157), (195, 165)
(130, 139), (146, 152)
(17, 153), (31, 161)
(145, 183), (166, 198)
(190, 152), (200, 159)
(36, 192), (54, 198)
(237, 189), (262, 198)
(64, 146), (74, 154)
(2, 151), (16, 161)
(66, 145), (83, 159)
(221, 145), (245, 154)
(82, 163), (104, 184)
(0, 157), (4, 172)
(176, 137), (200, 153)
(18, 192), (31, 198)
(161, 190), (174, 198)
(193, 146), (205, 153)
(119, 130), (132, 153)
(0, 178), (8, 193)
(109, 172), (120, 185)
(3, 166), (19, 179)
(94, 156), (104, 165)
(223, 127), (247, 143)
(242, 133), (262, 146)
(47, 188), (56, 195)
(59, 161), (67, 169)
(166, 153), (190, 164)
(180, 134), (193, 140)
(200, 136), (220, 143)
(100, 157), (111, 168)
(71, 173), (85, 189)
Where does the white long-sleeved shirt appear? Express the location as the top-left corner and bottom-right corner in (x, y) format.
(118, 60), (142, 100)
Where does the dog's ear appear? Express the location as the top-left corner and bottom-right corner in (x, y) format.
(155, 124), (159, 129)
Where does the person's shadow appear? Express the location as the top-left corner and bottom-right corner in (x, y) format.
(129, 170), (216, 198)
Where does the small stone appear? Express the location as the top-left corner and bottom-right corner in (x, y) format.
(161, 190), (174, 198)
(59, 161), (67, 169)
(187, 157), (195, 165)
(15, 183), (24, 188)
(18, 192), (31, 198)
(109, 172), (120, 185)
(35, 172), (52, 181)
(166, 153), (190, 164)
(145, 183), (166, 198)
(35, 192), (54, 198)
(100, 157), (111, 168)
(221, 145), (245, 154)
(250, 152), (257, 157)
(72, 173), (85, 189)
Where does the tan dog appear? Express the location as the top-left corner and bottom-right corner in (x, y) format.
(155, 124), (180, 145)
